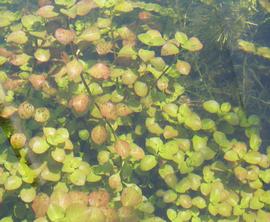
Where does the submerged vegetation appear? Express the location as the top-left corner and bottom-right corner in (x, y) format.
(0, 0), (270, 221)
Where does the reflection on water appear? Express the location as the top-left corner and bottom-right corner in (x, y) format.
(0, 0), (270, 221)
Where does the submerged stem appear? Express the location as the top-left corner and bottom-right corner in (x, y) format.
(80, 73), (117, 140)
(195, 62), (214, 99)
(242, 56), (247, 108)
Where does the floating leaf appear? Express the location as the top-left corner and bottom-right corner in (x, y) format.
(192, 135), (208, 151)
(34, 48), (51, 62)
(134, 81), (148, 97)
(6, 31), (28, 44)
(217, 202), (232, 217)
(4, 175), (22, 191)
(150, 57), (166, 71)
(0, 11), (20, 27)
(163, 103), (178, 117)
(121, 186), (143, 207)
(257, 47), (270, 59)
(138, 30), (165, 46)
(87, 170), (102, 182)
(184, 113), (202, 131)
(163, 125), (178, 139)
(161, 42), (179, 56)
(175, 177), (191, 193)
(223, 112), (240, 126)
(192, 196), (206, 209)
(20, 187), (36, 203)
(115, 2), (133, 12)
(55, 28), (75, 45)
(10, 133), (26, 149)
(55, 0), (76, 7)
(259, 169), (270, 183)
(224, 150), (239, 162)
(163, 190), (177, 203)
(175, 32), (188, 44)
(0, 56), (7, 66)
(10, 53), (30, 66)
(51, 148), (66, 163)
(29, 136), (50, 154)
(94, 0), (116, 8)
(177, 194), (192, 208)
(118, 46), (137, 60)
(138, 49), (155, 62)
(37, 5), (59, 18)
(77, 27), (100, 43)
(203, 100), (220, 113)
(238, 39), (256, 53)
(213, 131), (231, 149)
(60, 5), (77, 19)
(76, 0), (97, 16)
(21, 15), (43, 30)
(243, 151), (262, 165)
(249, 133), (262, 151)
(69, 169), (86, 186)
(41, 166), (61, 182)
(65, 203), (90, 222)
(140, 155), (158, 171)
(18, 162), (36, 184)
(47, 204), (65, 221)
(146, 137), (163, 154)
(182, 37), (203, 52)
(176, 60), (191, 75)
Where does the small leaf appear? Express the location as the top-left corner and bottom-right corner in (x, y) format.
(175, 32), (188, 44)
(55, 0), (76, 7)
(140, 155), (158, 171)
(161, 42), (179, 56)
(118, 46), (137, 60)
(115, 2), (133, 12)
(138, 49), (155, 62)
(249, 133), (262, 151)
(21, 15), (43, 30)
(146, 137), (163, 154)
(94, 0), (116, 8)
(138, 30), (165, 46)
(182, 37), (203, 52)
(203, 100), (220, 113)
(6, 31), (28, 44)
(4, 175), (22, 191)
(159, 140), (179, 159)
(29, 137), (50, 154)
(47, 204), (65, 221)
(60, 5), (77, 19)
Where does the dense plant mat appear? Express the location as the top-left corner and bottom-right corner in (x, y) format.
(0, 0), (270, 222)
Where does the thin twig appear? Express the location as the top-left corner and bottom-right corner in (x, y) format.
(250, 96), (270, 105)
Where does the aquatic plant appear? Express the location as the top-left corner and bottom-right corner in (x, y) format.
(167, 0), (270, 122)
(0, 0), (269, 222)
(238, 39), (270, 60)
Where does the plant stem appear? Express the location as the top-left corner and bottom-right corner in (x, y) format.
(194, 62), (214, 99)
(242, 56), (247, 108)
(80, 73), (117, 140)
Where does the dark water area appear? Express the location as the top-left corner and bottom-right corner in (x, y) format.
(0, 0), (270, 222)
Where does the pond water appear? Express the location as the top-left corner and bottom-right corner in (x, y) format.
(0, 0), (270, 222)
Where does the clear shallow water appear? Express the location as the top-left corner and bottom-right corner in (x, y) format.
(0, 0), (270, 222)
